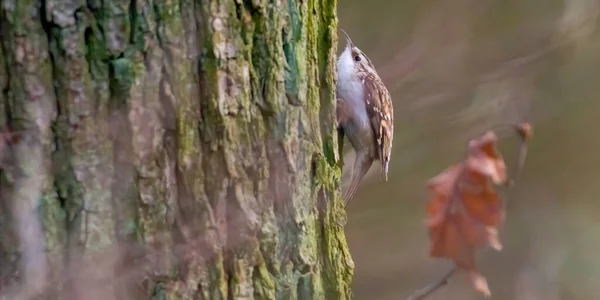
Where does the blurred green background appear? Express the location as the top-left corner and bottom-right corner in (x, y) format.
(338, 0), (600, 299)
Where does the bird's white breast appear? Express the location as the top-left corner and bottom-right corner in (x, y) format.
(337, 48), (369, 126)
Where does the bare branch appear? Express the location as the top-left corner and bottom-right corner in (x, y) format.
(406, 266), (457, 300)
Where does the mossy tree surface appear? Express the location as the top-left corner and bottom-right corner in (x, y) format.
(0, 0), (353, 299)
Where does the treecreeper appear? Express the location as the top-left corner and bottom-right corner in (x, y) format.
(336, 29), (395, 207)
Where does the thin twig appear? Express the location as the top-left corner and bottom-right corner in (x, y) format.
(406, 266), (458, 300)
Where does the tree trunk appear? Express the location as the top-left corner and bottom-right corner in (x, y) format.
(0, 0), (353, 299)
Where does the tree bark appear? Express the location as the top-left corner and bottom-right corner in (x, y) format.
(0, 0), (353, 299)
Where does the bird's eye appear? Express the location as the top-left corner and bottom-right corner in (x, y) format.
(354, 56), (361, 62)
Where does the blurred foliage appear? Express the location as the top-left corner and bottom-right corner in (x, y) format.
(339, 0), (600, 299)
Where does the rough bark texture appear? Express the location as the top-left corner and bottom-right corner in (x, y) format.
(0, 0), (353, 299)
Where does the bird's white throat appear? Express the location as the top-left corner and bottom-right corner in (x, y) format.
(337, 47), (368, 125)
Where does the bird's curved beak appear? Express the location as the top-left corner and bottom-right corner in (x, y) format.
(339, 29), (353, 49)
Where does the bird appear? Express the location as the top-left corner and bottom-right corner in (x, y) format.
(336, 29), (394, 207)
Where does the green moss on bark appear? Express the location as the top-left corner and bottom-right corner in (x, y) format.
(0, 0), (352, 298)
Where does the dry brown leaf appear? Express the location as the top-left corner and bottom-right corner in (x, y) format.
(424, 123), (533, 297)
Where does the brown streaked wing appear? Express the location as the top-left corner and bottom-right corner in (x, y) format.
(361, 71), (394, 176)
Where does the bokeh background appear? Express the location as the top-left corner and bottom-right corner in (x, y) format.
(338, 0), (600, 299)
